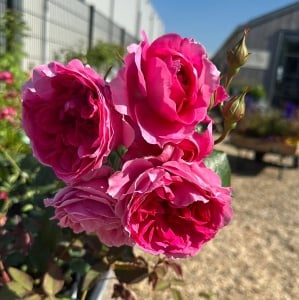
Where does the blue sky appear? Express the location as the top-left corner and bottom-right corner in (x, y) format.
(150, 0), (298, 56)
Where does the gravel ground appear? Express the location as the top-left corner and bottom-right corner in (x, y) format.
(131, 142), (299, 300)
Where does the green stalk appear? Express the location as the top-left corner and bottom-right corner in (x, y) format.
(0, 145), (22, 174)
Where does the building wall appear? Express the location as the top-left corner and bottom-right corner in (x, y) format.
(138, 0), (165, 41)
(243, 7), (299, 102)
(212, 3), (299, 106)
(85, 0), (164, 41)
(23, 0), (90, 70)
(2, 0), (164, 70)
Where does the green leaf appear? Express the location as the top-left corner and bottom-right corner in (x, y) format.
(8, 267), (33, 291)
(107, 245), (135, 263)
(170, 279), (185, 286)
(114, 261), (148, 284)
(42, 264), (64, 296)
(0, 285), (20, 300)
(21, 203), (34, 212)
(154, 280), (170, 291)
(155, 265), (167, 278)
(204, 150), (231, 186)
(81, 268), (102, 292)
(198, 291), (214, 299)
(171, 288), (183, 300)
(6, 281), (27, 297)
(69, 259), (90, 275)
(23, 294), (42, 300)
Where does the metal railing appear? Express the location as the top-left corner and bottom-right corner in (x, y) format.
(0, 0), (139, 70)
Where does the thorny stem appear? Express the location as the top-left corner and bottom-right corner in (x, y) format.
(214, 132), (228, 145)
(224, 68), (239, 90)
(215, 122), (236, 145)
(104, 65), (113, 80)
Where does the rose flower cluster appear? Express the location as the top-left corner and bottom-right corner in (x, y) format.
(21, 33), (233, 258)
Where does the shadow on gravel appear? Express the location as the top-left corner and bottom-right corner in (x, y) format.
(226, 153), (295, 177)
(227, 154), (266, 176)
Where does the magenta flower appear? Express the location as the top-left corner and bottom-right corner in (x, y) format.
(108, 154), (232, 258)
(45, 167), (131, 247)
(122, 115), (214, 165)
(21, 59), (114, 183)
(0, 107), (17, 123)
(0, 71), (13, 84)
(0, 191), (8, 201)
(110, 32), (226, 147)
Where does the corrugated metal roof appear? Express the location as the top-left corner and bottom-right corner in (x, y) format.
(240, 2), (299, 29)
(213, 2), (299, 60)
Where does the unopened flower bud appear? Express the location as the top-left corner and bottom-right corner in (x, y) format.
(222, 89), (247, 130)
(214, 90), (247, 145)
(227, 28), (250, 70)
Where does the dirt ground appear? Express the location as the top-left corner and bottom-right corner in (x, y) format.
(131, 142), (299, 300)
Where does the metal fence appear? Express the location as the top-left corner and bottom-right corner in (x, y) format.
(0, 0), (5, 53)
(0, 0), (139, 70)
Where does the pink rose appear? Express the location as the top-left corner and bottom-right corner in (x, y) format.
(0, 71), (13, 84)
(0, 107), (17, 123)
(173, 116), (214, 161)
(105, 87), (135, 150)
(108, 155), (233, 258)
(173, 130), (213, 162)
(123, 117), (214, 163)
(110, 32), (225, 146)
(211, 85), (228, 108)
(22, 59), (113, 183)
(44, 167), (131, 247)
(0, 191), (8, 200)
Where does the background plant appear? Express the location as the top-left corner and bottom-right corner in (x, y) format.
(0, 9), (28, 87)
(55, 40), (124, 79)
(234, 109), (299, 138)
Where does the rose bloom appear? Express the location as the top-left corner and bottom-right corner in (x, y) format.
(123, 116), (214, 164)
(45, 167), (131, 247)
(108, 152), (233, 258)
(22, 59), (114, 183)
(0, 191), (8, 200)
(0, 107), (17, 123)
(110, 32), (227, 146)
(0, 71), (13, 84)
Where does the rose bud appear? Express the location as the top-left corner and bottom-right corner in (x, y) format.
(227, 28), (250, 70)
(215, 90), (247, 144)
